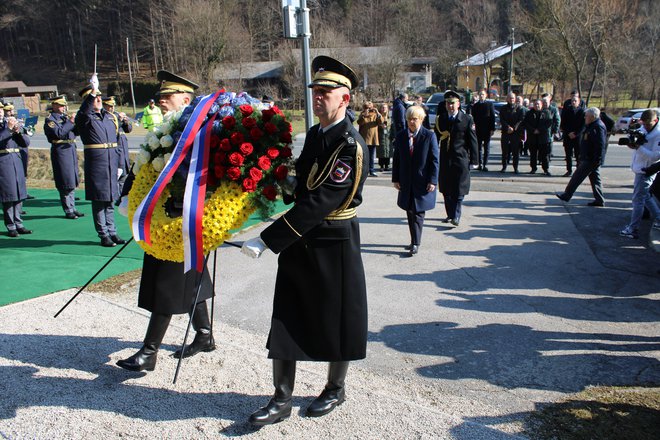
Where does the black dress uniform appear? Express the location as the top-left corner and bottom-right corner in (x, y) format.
(499, 102), (525, 172)
(44, 95), (82, 218)
(74, 86), (121, 245)
(247, 56), (368, 426)
(435, 91), (478, 225)
(0, 120), (31, 235)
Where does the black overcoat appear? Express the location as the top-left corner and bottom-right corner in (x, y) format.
(45, 112), (79, 191)
(0, 125), (29, 202)
(435, 112), (478, 197)
(75, 95), (120, 202)
(392, 126), (439, 212)
(137, 254), (214, 315)
(260, 116), (368, 362)
(471, 100), (496, 136)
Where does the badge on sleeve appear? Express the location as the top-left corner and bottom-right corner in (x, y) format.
(330, 159), (352, 183)
(48, 121), (56, 128)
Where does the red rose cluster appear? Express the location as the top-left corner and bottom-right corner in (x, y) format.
(208, 104), (294, 207)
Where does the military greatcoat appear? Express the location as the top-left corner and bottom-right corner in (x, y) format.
(74, 95), (120, 202)
(44, 112), (79, 191)
(0, 124), (29, 202)
(435, 111), (478, 197)
(260, 116), (369, 362)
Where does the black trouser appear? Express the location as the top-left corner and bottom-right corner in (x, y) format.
(476, 132), (491, 167)
(406, 208), (425, 246)
(501, 134), (521, 170)
(563, 137), (580, 172)
(562, 160), (604, 203)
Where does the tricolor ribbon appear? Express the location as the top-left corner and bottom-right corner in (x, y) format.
(132, 91), (220, 272)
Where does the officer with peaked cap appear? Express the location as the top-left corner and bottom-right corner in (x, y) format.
(434, 90), (478, 226)
(241, 55), (369, 425)
(44, 95), (83, 219)
(116, 70), (216, 373)
(75, 79), (125, 247)
(102, 96), (132, 199)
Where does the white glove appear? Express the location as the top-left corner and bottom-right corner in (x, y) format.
(117, 196), (129, 217)
(117, 168), (123, 178)
(90, 73), (99, 93)
(241, 237), (268, 259)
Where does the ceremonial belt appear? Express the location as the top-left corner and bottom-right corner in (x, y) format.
(84, 143), (117, 149)
(52, 139), (75, 144)
(0, 148), (20, 154)
(325, 207), (357, 221)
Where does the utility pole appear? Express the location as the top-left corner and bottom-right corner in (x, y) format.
(508, 27), (515, 95)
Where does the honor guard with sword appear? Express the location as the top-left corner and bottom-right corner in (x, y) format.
(101, 96), (132, 200)
(44, 95), (84, 219)
(241, 56), (369, 425)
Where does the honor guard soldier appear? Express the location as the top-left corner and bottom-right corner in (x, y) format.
(102, 96), (132, 199)
(74, 77), (125, 247)
(116, 70), (216, 373)
(434, 90), (478, 226)
(0, 107), (32, 236)
(4, 102), (33, 200)
(45, 95), (84, 219)
(241, 56), (369, 425)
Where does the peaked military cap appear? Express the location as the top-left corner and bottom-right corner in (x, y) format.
(79, 84), (100, 98)
(308, 56), (358, 90)
(3, 102), (14, 111)
(50, 95), (68, 106)
(156, 70), (199, 96)
(444, 90), (461, 102)
(102, 96), (116, 106)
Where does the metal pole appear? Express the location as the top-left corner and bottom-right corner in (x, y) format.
(126, 38), (137, 118)
(508, 28), (515, 95)
(300, 1), (314, 131)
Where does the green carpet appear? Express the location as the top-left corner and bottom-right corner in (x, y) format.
(1, 188), (285, 307)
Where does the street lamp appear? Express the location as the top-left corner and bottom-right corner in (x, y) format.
(508, 27), (515, 95)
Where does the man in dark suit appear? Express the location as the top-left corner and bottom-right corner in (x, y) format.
(434, 90), (478, 226)
(241, 56), (368, 425)
(560, 93), (585, 176)
(499, 92), (525, 173)
(470, 89), (495, 171)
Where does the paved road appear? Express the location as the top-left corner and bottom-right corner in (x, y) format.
(1, 134), (658, 438)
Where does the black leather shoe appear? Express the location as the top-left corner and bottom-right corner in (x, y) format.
(8, 230), (18, 237)
(306, 387), (345, 417)
(65, 212), (78, 219)
(450, 219), (460, 227)
(116, 347), (158, 372)
(26, 194), (35, 200)
(16, 228), (32, 234)
(482, 166), (488, 172)
(528, 169), (537, 174)
(409, 245), (419, 256)
(173, 332), (215, 358)
(587, 201), (604, 207)
(74, 211), (85, 217)
(555, 192), (570, 202)
(110, 235), (127, 245)
(101, 236), (117, 247)
(248, 398), (292, 426)
(442, 217), (453, 223)
(563, 171), (573, 177)
(500, 167), (507, 173)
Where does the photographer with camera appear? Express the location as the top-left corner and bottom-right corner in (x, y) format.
(618, 108), (660, 239)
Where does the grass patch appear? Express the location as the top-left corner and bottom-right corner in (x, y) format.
(527, 386), (660, 440)
(87, 269), (142, 294)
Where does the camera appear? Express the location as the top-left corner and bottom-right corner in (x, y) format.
(618, 129), (646, 147)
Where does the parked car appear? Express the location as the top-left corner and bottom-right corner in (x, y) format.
(492, 101), (507, 131)
(614, 108), (648, 133)
(426, 103), (438, 126)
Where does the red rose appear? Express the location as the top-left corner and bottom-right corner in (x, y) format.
(266, 147), (280, 159)
(280, 146), (293, 158)
(242, 116), (257, 129)
(229, 152), (244, 166)
(222, 115), (236, 130)
(262, 108), (275, 122)
(250, 127), (264, 142)
(226, 167), (241, 181)
(219, 138), (231, 151)
(214, 165), (226, 179)
(262, 185), (277, 201)
(230, 132), (244, 146)
(257, 155), (272, 170)
(274, 165), (289, 180)
(239, 142), (254, 156)
(264, 122), (278, 135)
(239, 104), (254, 116)
(280, 132), (292, 143)
(242, 177), (256, 192)
(272, 105), (284, 116)
(249, 167), (263, 182)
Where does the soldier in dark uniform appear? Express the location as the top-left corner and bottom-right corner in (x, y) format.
(44, 95), (84, 219)
(116, 71), (215, 372)
(470, 89), (495, 171)
(0, 112), (32, 236)
(4, 102), (34, 200)
(75, 79), (125, 247)
(102, 96), (132, 200)
(241, 56), (368, 425)
(499, 92), (525, 173)
(434, 90), (478, 226)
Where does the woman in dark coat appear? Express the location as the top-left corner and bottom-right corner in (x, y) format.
(392, 105), (439, 256)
